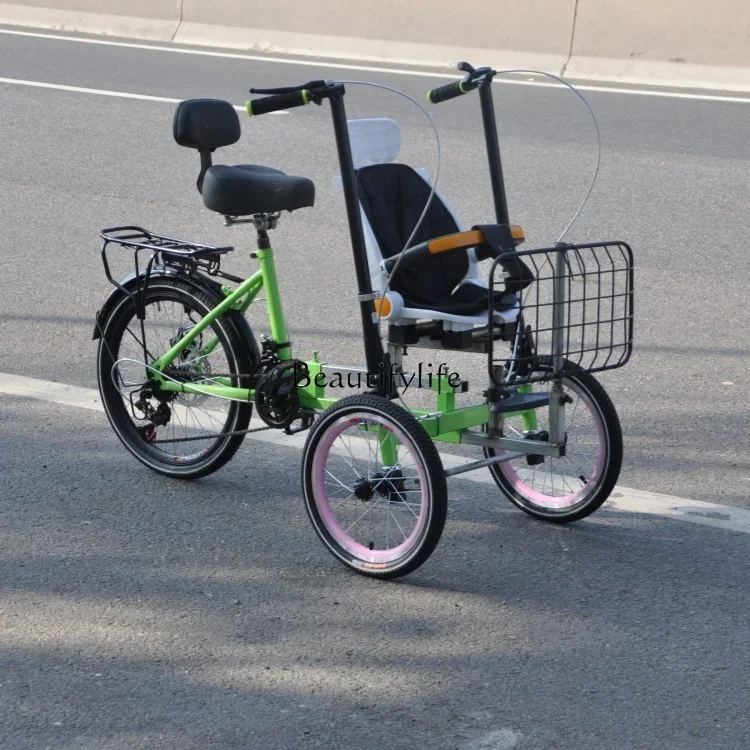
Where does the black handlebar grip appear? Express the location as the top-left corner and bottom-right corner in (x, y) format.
(426, 81), (470, 104)
(246, 90), (310, 116)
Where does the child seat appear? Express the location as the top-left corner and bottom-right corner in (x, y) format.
(335, 119), (521, 349)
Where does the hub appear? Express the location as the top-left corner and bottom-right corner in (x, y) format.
(353, 477), (375, 501)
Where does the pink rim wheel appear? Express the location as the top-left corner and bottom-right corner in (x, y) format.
(302, 396), (447, 578)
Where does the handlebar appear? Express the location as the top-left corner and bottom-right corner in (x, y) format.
(427, 80), (475, 104)
(246, 80), (341, 116)
(246, 89), (311, 116)
(426, 62), (496, 105)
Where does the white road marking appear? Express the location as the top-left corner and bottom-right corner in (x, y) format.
(1, 28), (750, 105)
(1, 371), (747, 535)
(0, 76), (288, 113)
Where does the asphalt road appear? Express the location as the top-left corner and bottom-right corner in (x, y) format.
(0, 27), (749, 750)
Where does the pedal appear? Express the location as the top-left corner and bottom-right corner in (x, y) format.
(283, 410), (316, 435)
(489, 390), (550, 413)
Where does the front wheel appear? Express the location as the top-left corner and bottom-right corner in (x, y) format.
(484, 358), (623, 523)
(301, 395), (448, 579)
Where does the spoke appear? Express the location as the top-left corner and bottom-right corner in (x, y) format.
(185, 403), (202, 437)
(559, 472), (577, 494)
(170, 399), (186, 437)
(123, 324), (156, 361)
(386, 495), (390, 548)
(334, 435), (362, 477)
(387, 506), (409, 543)
(324, 481), (350, 491)
(377, 428), (390, 466)
(566, 394), (583, 432)
(343, 497), (387, 535)
(343, 435), (363, 477)
(325, 470), (353, 494)
(365, 425), (378, 475)
(391, 486), (421, 520)
(330, 493), (356, 510)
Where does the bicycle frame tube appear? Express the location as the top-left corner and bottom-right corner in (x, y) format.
(518, 384), (540, 432)
(150, 271), (263, 374)
(199, 272), (264, 359)
(547, 248), (567, 444)
(257, 246), (291, 360)
(152, 246), (291, 373)
(477, 77), (560, 441)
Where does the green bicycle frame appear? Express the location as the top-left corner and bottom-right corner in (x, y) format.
(151, 245), (339, 410)
(149, 243), (543, 457)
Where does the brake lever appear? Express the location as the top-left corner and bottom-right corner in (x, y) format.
(455, 63), (496, 88)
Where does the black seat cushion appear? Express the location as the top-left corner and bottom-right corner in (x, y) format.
(202, 164), (315, 216)
(357, 163), (491, 314)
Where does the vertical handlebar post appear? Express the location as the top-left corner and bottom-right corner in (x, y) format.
(477, 79), (510, 225)
(328, 87), (389, 390)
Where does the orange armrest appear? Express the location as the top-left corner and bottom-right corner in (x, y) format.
(381, 226), (525, 273)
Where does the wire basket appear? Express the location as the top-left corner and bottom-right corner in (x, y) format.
(488, 241), (634, 386)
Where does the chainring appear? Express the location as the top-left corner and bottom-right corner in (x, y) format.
(254, 361), (304, 429)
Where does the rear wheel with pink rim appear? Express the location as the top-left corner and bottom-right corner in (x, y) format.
(301, 395), (447, 579)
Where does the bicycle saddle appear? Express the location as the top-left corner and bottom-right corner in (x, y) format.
(173, 98), (315, 215)
(202, 165), (315, 216)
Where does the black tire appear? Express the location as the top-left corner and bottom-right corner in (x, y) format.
(302, 395), (448, 579)
(97, 277), (254, 479)
(484, 358), (623, 523)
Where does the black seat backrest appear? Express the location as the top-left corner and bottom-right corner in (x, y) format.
(173, 99), (240, 150)
(173, 99), (240, 194)
(356, 163), (469, 306)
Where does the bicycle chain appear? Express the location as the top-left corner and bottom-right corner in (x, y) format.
(150, 370), (268, 445)
(152, 424), (272, 444)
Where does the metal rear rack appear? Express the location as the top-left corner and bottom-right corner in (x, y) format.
(99, 225), (235, 319)
(100, 225), (233, 271)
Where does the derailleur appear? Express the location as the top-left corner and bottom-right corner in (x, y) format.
(132, 386), (172, 442)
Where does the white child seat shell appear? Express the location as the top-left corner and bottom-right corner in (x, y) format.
(333, 118), (520, 330)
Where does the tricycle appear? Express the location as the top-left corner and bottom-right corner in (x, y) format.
(94, 63), (633, 578)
